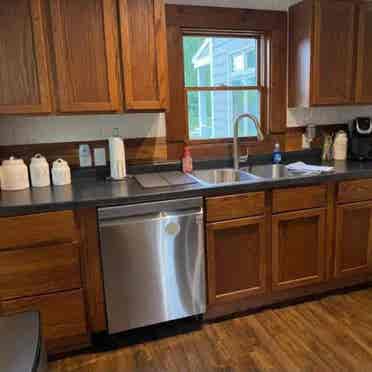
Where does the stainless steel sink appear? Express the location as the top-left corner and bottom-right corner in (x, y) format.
(192, 168), (260, 185)
(241, 164), (306, 179)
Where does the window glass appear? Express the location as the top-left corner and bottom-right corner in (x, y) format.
(187, 90), (260, 140)
(183, 36), (258, 88)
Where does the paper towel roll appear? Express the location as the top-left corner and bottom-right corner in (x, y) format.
(109, 137), (127, 180)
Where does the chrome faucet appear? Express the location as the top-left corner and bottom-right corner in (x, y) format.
(233, 113), (265, 170)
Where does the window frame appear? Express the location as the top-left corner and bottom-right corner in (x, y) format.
(165, 5), (287, 154)
(182, 29), (267, 143)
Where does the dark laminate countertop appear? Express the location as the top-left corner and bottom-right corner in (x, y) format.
(2, 156), (372, 217)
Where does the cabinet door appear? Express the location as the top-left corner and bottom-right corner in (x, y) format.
(50, 0), (121, 113)
(335, 202), (372, 279)
(355, 3), (372, 104)
(0, 0), (51, 114)
(1, 290), (89, 354)
(272, 209), (326, 291)
(119, 0), (169, 111)
(312, 0), (356, 105)
(207, 216), (267, 305)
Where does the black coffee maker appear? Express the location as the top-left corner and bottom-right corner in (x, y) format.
(348, 117), (372, 160)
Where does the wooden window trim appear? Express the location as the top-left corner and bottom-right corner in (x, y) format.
(165, 5), (287, 149)
(183, 31), (266, 141)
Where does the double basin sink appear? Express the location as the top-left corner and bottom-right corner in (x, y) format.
(192, 164), (298, 185)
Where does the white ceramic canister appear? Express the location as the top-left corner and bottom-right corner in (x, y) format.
(30, 154), (51, 188)
(333, 131), (348, 160)
(0, 157), (30, 191)
(52, 159), (71, 186)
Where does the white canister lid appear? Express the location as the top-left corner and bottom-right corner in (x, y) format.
(2, 157), (26, 167)
(31, 153), (48, 165)
(52, 158), (69, 168)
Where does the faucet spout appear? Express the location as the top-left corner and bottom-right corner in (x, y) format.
(233, 113), (264, 170)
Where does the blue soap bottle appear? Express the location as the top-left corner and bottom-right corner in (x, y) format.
(272, 142), (282, 164)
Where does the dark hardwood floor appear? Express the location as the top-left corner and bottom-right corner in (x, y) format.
(50, 288), (372, 371)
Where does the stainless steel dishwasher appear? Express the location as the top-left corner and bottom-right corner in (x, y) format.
(98, 197), (206, 334)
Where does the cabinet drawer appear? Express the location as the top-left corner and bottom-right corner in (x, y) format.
(0, 211), (79, 251)
(0, 243), (81, 300)
(338, 179), (372, 203)
(206, 192), (265, 222)
(1, 289), (89, 354)
(272, 185), (327, 213)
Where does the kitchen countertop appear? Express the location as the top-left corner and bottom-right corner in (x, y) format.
(2, 156), (372, 217)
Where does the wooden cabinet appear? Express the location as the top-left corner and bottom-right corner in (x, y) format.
(335, 202), (372, 279)
(207, 216), (267, 305)
(0, 0), (52, 114)
(206, 192), (265, 223)
(312, 0), (355, 105)
(272, 185), (327, 214)
(50, 0), (121, 113)
(355, 2), (372, 104)
(118, 0), (169, 110)
(289, 0), (361, 107)
(0, 211), (90, 355)
(1, 290), (89, 354)
(0, 243), (81, 300)
(0, 0), (170, 114)
(272, 209), (326, 291)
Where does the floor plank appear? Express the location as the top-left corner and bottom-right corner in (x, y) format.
(50, 288), (372, 372)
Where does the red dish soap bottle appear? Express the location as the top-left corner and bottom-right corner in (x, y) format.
(182, 146), (193, 173)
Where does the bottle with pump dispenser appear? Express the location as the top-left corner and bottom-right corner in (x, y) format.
(272, 142), (283, 164)
(182, 146), (193, 173)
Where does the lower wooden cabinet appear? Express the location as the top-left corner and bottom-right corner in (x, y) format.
(0, 243), (81, 301)
(1, 290), (89, 354)
(272, 208), (326, 291)
(335, 202), (372, 278)
(0, 210), (91, 355)
(207, 216), (267, 305)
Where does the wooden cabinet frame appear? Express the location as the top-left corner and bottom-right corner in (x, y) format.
(311, 0), (356, 105)
(289, 0), (359, 107)
(119, 0), (169, 110)
(335, 201), (372, 278)
(272, 208), (326, 291)
(207, 216), (267, 305)
(0, 0), (52, 114)
(50, 0), (121, 113)
(355, 2), (372, 104)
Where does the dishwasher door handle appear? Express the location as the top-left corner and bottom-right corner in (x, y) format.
(98, 197), (203, 221)
(100, 208), (203, 228)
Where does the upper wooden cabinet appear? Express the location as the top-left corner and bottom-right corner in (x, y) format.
(0, 0), (52, 114)
(0, 0), (170, 114)
(289, 0), (369, 107)
(118, 0), (169, 111)
(50, 0), (121, 113)
(355, 2), (372, 104)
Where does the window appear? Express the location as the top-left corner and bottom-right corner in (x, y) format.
(183, 34), (263, 140)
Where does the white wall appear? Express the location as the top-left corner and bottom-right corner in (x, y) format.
(288, 106), (372, 128)
(0, 114), (166, 146)
(0, 0), (370, 146)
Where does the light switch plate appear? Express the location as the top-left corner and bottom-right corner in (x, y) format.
(94, 148), (107, 166)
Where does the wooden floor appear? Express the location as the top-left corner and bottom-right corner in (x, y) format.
(51, 288), (372, 372)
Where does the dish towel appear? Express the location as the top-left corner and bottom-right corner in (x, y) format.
(286, 162), (334, 174)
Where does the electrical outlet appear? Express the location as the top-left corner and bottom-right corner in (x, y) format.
(94, 148), (106, 166)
